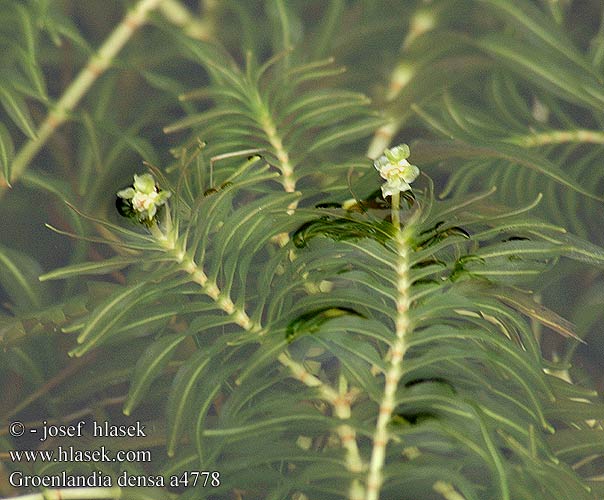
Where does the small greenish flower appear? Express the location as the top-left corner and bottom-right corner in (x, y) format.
(374, 144), (420, 197)
(116, 173), (171, 224)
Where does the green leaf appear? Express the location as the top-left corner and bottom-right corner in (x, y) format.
(309, 0), (345, 60)
(307, 115), (385, 153)
(39, 256), (141, 281)
(17, 48), (47, 100)
(0, 315), (26, 347)
(13, 3), (36, 57)
(46, 11), (91, 51)
(0, 346), (45, 388)
(268, 0), (297, 57)
(548, 429), (604, 460)
(0, 122), (15, 184)
(70, 277), (177, 357)
(410, 138), (604, 202)
(0, 85), (37, 139)
(202, 413), (331, 438)
(478, 0), (601, 80)
(477, 34), (603, 109)
(482, 284), (582, 343)
(0, 244), (46, 309)
(124, 333), (188, 416)
(166, 348), (214, 457)
(545, 401), (604, 422)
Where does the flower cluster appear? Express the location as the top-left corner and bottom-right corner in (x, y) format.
(117, 173), (171, 224)
(374, 144), (419, 197)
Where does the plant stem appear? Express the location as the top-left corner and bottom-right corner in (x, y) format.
(367, 120), (399, 160)
(254, 104), (297, 246)
(365, 196), (412, 500)
(159, 0), (212, 40)
(5, 488), (122, 500)
(367, 4), (437, 159)
(276, 352), (338, 401)
(332, 383), (364, 500)
(391, 191), (400, 229)
(182, 254), (352, 412)
(151, 211), (367, 486)
(148, 229), (344, 404)
(507, 129), (604, 147)
(255, 107), (367, 484)
(0, 0), (206, 196)
(261, 112), (367, 485)
(2, 0), (162, 192)
(258, 108), (297, 199)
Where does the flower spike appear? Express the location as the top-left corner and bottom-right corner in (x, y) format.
(374, 144), (419, 197)
(116, 173), (171, 225)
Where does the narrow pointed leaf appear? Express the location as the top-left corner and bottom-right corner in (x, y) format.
(124, 333), (188, 415)
(0, 122), (15, 184)
(0, 85), (37, 139)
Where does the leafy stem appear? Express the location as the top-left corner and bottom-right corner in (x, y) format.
(149, 216), (350, 399)
(365, 221), (414, 500)
(147, 203), (367, 486)
(179, 241), (367, 484)
(507, 129), (604, 147)
(149, 219), (260, 332)
(259, 109), (296, 194)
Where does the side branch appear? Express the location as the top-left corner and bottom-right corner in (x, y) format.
(167, 231), (366, 486)
(162, 237), (343, 401)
